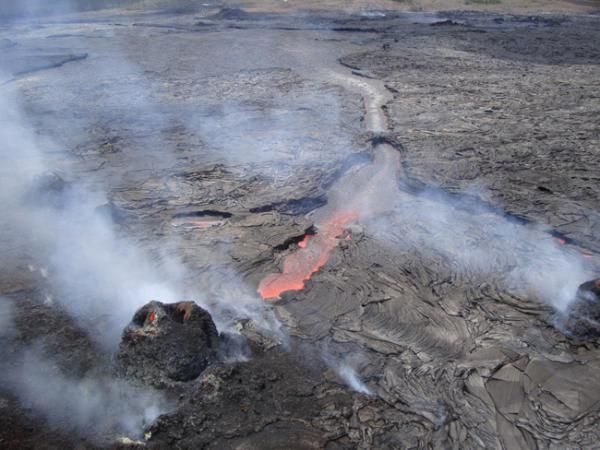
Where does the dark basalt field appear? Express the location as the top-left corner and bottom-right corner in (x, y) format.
(0, 3), (599, 449)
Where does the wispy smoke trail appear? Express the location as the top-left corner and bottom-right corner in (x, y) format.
(338, 364), (372, 395)
(366, 186), (591, 312)
(2, 346), (169, 442)
(0, 48), (280, 442)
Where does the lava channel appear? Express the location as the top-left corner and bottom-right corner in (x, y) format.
(258, 210), (359, 300)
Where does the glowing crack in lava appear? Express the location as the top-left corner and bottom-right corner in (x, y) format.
(258, 143), (401, 300)
(258, 210), (359, 300)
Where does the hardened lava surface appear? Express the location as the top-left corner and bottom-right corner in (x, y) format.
(1, 4), (600, 449)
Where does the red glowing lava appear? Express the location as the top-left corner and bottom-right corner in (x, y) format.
(258, 210), (359, 300)
(554, 237), (567, 246)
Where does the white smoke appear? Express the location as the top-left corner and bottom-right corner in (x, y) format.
(0, 79), (182, 348)
(338, 364), (372, 395)
(0, 76), (176, 439)
(0, 297), (16, 339)
(0, 28), (281, 441)
(182, 77), (354, 180)
(193, 267), (287, 346)
(365, 184), (591, 312)
(321, 345), (372, 395)
(2, 346), (169, 442)
(0, 41), (282, 349)
(311, 128), (589, 313)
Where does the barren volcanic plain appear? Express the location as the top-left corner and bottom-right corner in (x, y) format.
(1, 1), (599, 449)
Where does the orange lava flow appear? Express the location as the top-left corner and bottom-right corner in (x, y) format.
(258, 210), (360, 300)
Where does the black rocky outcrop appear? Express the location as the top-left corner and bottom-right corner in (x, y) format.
(562, 279), (600, 338)
(117, 301), (219, 388)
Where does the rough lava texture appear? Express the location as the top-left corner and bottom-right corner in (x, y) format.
(146, 346), (431, 450)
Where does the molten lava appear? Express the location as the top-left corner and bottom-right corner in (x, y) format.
(258, 210), (359, 300)
(554, 237), (567, 246)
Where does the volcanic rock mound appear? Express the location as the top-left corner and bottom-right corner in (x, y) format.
(562, 279), (600, 338)
(118, 301), (219, 388)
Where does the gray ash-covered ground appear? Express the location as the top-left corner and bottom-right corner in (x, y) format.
(1, 4), (600, 449)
